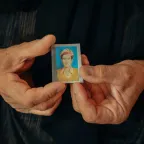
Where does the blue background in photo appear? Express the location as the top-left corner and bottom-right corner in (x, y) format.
(55, 46), (78, 69)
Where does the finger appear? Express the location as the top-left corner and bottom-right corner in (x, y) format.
(7, 90), (63, 111)
(73, 83), (116, 124)
(73, 83), (97, 122)
(81, 54), (89, 65)
(0, 73), (66, 108)
(10, 103), (27, 110)
(14, 34), (56, 58)
(29, 97), (62, 116)
(70, 84), (80, 113)
(25, 82), (66, 107)
(32, 88), (65, 111)
(80, 65), (122, 84)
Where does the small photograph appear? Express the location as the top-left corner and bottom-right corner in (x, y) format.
(51, 44), (83, 83)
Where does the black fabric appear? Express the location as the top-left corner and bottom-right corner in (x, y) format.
(0, 0), (41, 12)
(1, 0), (144, 144)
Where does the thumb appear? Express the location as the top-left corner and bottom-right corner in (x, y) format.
(2, 35), (56, 73)
(17, 34), (56, 59)
(80, 65), (119, 84)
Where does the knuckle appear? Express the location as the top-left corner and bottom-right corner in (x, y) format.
(120, 65), (133, 82)
(97, 65), (108, 78)
(48, 90), (58, 100)
(83, 113), (96, 123)
(22, 99), (34, 108)
(123, 60), (134, 65)
(18, 55), (27, 63)
(72, 100), (80, 112)
(114, 110), (129, 124)
(43, 90), (57, 101)
(125, 73), (132, 82)
(46, 93), (54, 100)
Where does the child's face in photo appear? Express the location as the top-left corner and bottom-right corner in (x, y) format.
(62, 54), (72, 68)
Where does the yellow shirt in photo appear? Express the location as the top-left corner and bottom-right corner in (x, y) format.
(57, 68), (79, 82)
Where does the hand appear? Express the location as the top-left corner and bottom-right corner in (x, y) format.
(0, 35), (66, 116)
(71, 55), (144, 124)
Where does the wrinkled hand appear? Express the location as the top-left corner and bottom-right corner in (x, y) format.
(71, 55), (144, 124)
(0, 35), (66, 116)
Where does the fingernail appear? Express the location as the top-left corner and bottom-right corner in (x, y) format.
(82, 66), (93, 76)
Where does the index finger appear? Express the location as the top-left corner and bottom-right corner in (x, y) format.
(81, 54), (89, 65)
(23, 82), (66, 107)
(0, 73), (66, 108)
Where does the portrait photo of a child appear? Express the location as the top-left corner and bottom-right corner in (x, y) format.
(52, 44), (82, 83)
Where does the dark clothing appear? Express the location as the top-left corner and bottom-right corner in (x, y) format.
(0, 0), (41, 13)
(1, 0), (144, 144)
